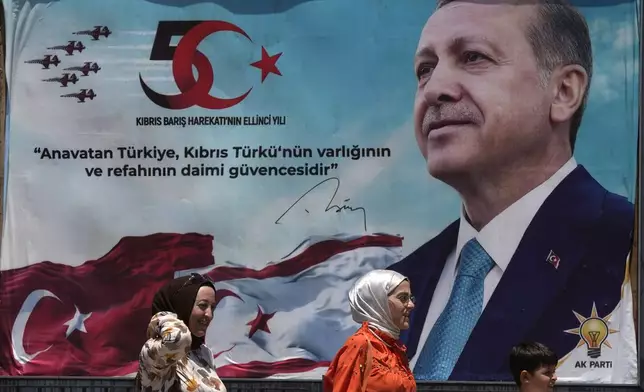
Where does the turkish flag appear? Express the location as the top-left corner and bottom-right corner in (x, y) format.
(0, 232), (214, 376)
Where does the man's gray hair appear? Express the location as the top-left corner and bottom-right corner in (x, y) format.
(435, 0), (592, 151)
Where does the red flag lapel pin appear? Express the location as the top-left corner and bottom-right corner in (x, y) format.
(546, 250), (560, 269)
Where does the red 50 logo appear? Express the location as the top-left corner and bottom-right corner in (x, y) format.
(139, 21), (282, 110)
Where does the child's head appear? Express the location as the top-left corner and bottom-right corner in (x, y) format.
(509, 342), (558, 391)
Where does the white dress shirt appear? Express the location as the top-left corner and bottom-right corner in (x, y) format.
(409, 157), (578, 370)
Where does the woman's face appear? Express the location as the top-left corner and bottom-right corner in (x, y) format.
(388, 280), (415, 330)
(189, 286), (216, 337)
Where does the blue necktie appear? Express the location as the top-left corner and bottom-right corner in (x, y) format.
(414, 238), (495, 380)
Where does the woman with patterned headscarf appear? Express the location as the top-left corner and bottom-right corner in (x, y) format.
(323, 269), (417, 392)
(136, 273), (226, 392)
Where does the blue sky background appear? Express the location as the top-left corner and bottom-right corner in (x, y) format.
(1, 0), (640, 269)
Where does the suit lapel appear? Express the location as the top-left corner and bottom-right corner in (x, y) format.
(402, 220), (459, 359)
(450, 166), (606, 378)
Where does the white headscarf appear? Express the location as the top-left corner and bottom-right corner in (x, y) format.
(348, 269), (408, 339)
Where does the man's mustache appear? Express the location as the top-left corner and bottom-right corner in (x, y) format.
(421, 104), (481, 135)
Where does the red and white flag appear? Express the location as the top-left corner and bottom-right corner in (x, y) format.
(0, 231), (403, 379)
(0, 232), (215, 376)
(205, 233), (403, 379)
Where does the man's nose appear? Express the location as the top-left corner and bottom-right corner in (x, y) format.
(422, 62), (462, 105)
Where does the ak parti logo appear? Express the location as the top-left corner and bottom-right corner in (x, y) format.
(140, 21), (282, 110)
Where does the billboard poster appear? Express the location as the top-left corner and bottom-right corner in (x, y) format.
(0, 0), (640, 384)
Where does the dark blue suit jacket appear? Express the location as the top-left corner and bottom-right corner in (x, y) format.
(388, 165), (634, 381)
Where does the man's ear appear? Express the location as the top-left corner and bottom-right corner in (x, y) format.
(520, 369), (532, 385)
(549, 64), (588, 124)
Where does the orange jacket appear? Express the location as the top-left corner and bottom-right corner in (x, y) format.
(323, 323), (416, 392)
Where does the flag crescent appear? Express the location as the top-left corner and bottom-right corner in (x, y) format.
(11, 289), (62, 364)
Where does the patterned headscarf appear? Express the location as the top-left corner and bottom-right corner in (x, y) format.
(151, 274), (216, 350)
(348, 269), (407, 339)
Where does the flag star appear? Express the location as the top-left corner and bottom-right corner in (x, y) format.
(63, 305), (92, 338)
(246, 305), (275, 338)
(250, 46), (282, 83)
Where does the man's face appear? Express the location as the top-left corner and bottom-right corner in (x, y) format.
(413, 1), (553, 181)
(521, 365), (557, 392)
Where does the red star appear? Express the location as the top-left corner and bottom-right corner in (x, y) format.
(250, 46), (282, 83)
(246, 305), (275, 338)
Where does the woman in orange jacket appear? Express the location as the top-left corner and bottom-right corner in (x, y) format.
(323, 269), (417, 392)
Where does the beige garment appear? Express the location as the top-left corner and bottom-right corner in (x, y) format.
(137, 312), (226, 392)
(349, 269), (407, 339)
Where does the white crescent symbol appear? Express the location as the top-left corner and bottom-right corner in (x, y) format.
(11, 290), (61, 364)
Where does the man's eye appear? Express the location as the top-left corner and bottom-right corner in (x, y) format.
(416, 65), (434, 79)
(464, 51), (486, 62)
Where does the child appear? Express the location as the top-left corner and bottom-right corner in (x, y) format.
(509, 342), (558, 391)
